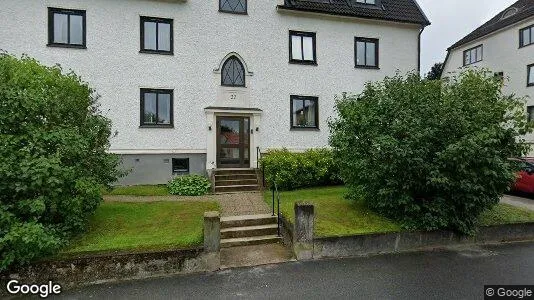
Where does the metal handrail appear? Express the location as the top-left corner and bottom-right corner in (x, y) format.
(257, 147), (265, 187)
(272, 180), (281, 237)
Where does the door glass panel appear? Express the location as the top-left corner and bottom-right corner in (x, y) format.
(219, 148), (241, 160)
(244, 118), (250, 145)
(220, 120), (240, 145)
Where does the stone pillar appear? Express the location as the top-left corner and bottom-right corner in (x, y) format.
(204, 211), (220, 253)
(293, 203), (315, 260)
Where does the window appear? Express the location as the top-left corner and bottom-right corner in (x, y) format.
(527, 106), (534, 122)
(172, 158), (190, 175)
(463, 45), (483, 66)
(290, 95), (318, 129)
(140, 89), (173, 127)
(356, 0), (376, 4)
(520, 25), (534, 48)
(221, 56), (245, 87)
(48, 8), (86, 48)
(289, 31), (317, 65)
(140, 16), (173, 55)
(219, 0), (247, 14)
(528, 64), (534, 87)
(355, 37), (379, 68)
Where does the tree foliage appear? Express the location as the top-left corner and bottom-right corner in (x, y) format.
(426, 62), (444, 80)
(329, 70), (532, 234)
(0, 54), (122, 270)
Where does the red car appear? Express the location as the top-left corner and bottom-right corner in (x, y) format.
(510, 158), (534, 194)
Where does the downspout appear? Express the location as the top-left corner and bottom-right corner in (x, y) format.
(418, 26), (425, 75)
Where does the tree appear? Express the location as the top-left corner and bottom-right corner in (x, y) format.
(329, 70), (532, 234)
(0, 54), (123, 270)
(426, 62), (444, 80)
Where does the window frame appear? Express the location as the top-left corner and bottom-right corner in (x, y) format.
(520, 25), (534, 48)
(463, 44), (483, 66)
(140, 16), (174, 55)
(528, 63), (534, 87)
(221, 56), (246, 87)
(172, 158), (190, 175)
(139, 88), (174, 128)
(527, 106), (534, 122)
(219, 0), (248, 14)
(354, 37), (380, 69)
(289, 30), (317, 66)
(290, 95), (319, 130)
(47, 7), (87, 49)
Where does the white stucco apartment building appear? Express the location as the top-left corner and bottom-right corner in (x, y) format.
(443, 0), (534, 146)
(0, 0), (429, 185)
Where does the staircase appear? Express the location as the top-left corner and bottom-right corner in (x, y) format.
(213, 169), (260, 193)
(220, 214), (281, 248)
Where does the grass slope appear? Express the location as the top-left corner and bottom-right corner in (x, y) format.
(265, 186), (534, 238)
(63, 201), (219, 255)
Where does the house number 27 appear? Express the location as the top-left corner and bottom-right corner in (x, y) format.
(229, 94), (237, 100)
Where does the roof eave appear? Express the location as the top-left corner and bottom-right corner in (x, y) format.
(276, 5), (431, 27)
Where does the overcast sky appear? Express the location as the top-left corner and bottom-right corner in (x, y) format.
(417, 0), (517, 75)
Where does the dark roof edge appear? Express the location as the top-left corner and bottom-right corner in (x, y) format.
(412, 0), (431, 26)
(276, 5), (431, 27)
(447, 12), (534, 50)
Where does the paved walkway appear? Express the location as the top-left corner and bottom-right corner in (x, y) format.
(104, 192), (270, 217)
(501, 194), (534, 211)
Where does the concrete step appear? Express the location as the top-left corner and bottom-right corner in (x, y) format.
(215, 174), (258, 181)
(221, 235), (282, 248)
(215, 185), (259, 193)
(221, 214), (277, 228)
(215, 179), (258, 186)
(221, 224), (278, 239)
(213, 169), (257, 176)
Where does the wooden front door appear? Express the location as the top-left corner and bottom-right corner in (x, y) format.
(216, 116), (250, 168)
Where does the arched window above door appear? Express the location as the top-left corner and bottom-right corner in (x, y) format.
(221, 56), (245, 87)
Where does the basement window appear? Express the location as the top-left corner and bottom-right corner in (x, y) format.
(172, 158), (190, 175)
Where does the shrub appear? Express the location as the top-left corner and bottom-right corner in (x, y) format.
(0, 54), (122, 270)
(261, 148), (342, 190)
(168, 175), (211, 196)
(329, 70), (533, 234)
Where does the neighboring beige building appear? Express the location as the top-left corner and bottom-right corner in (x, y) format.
(442, 0), (534, 151)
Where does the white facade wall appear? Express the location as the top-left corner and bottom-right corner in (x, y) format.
(442, 16), (534, 143)
(0, 0), (422, 181)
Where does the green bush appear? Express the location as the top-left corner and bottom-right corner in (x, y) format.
(0, 54), (122, 270)
(167, 175), (211, 196)
(329, 70), (533, 234)
(260, 148), (342, 190)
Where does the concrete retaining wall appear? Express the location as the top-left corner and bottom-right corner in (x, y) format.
(0, 248), (219, 294)
(291, 203), (534, 260)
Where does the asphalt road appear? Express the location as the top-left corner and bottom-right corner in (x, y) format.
(55, 242), (534, 300)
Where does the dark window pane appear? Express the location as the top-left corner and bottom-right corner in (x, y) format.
(293, 100), (305, 127)
(158, 23), (171, 51)
(222, 57), (245, 86)
(158, 93), (171, 124)
(143, 93), (157, 124)
(529, 66), (534, 84)
(220, 0), (246, 13)
(172, 158), (189, 174)
(366, 42), (376, 66)
(522, 29), (530, 46)
(69, 15), (83, 45)
(220, 120), (240, 145)
(144, 22), (157, 50)
(54, 13), (68, 44)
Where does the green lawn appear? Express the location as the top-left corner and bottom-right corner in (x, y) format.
(265, 186), (534, 237)
(102, 185), (170, 196)
(264, 186), (401, 237)
(62, 201), (219, 255)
